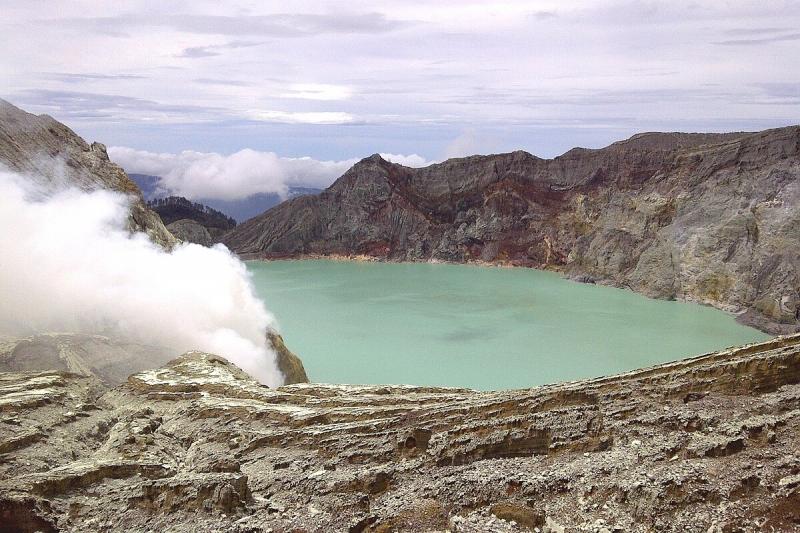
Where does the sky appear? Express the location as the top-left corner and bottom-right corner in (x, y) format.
(1, 1), (799, 199)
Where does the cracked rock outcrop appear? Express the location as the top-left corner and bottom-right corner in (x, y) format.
(223, 127), (800, 334)
(2, 335), (800, 531)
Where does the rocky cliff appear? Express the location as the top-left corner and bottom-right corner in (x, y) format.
(0, 99), (176, 248)
(223, 127), (800, 334)
(2, 334), (800, 531)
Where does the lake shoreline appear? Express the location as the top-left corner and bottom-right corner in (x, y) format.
(246, 257), (770, 389)
(242, 253), (790, 337)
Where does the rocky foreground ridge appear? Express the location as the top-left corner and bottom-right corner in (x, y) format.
(223, 128), (800, 334)
(2, 335), (800, 532)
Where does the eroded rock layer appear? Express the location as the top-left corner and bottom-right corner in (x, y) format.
(2, 335), (800, 531)
(223, 128), (800, 334)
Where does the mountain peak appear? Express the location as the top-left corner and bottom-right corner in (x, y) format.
(359, 153), (388, 165)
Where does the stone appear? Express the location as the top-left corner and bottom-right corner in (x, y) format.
(267, 330), (309, 384)
(544, 517), (566, 533)
(489, 502), (544, 528)
(778, 474), (800, 488)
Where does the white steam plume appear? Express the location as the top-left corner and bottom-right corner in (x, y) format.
(0, 168), (283, 386)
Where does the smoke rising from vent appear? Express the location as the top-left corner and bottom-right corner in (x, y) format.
(0, 168), (283, 386)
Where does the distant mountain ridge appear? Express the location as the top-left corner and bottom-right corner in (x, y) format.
(127, 173), (321, 223)
(148, 196), (236, 231)
(128, 173), (161, 200)
(147, 196), (236, 246)
(223, 126), (800, 335)
(201, 187), (322, 223)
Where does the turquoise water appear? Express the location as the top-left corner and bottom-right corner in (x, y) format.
(247, 260), (770, 390)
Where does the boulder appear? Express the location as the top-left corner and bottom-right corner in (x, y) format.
(267, 330), (309, 384)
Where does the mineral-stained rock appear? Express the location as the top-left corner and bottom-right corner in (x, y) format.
(223, 127), (800, 334)
(0, 98), (177, 249)
(2, 335), (800, 531)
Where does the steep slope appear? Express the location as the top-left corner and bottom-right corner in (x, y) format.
(1, 334), (800, 531)
(224, 127), (800, 334)
(164, 218), (214, 246)
(0, 99), (176, 248)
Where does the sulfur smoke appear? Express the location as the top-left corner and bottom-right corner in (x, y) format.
(0, 168), (283, 386)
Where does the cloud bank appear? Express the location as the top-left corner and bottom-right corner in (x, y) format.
(5, 2), (798, 159)
(0, 168), (283, 385)
(109, 147), (432, 201)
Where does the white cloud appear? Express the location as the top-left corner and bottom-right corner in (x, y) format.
(109, 146), (434, 201)
(379, 153), (432, 167)
(443, 129), (497, 159)
(246, 109), (356, 124)
(110, 147), (355, 199)
(281, 83), (353, 101)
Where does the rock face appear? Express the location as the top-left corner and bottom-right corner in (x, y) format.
(223, 128), (800, 334)
(2, 335), (800, 531)
(0, 99), (177, 249)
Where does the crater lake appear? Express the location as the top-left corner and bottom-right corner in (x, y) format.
(247, 260), (770, 390)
